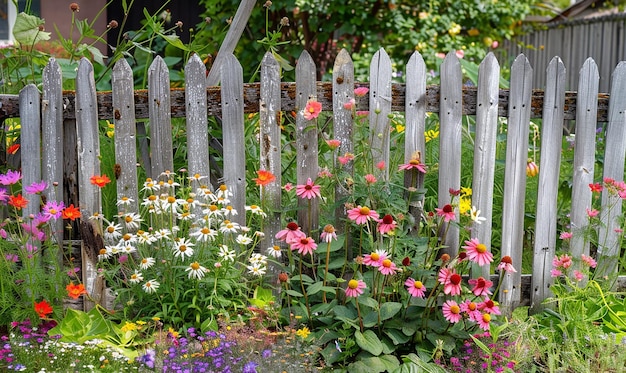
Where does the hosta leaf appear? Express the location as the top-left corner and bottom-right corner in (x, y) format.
(355, 329), (383, 356)
(13, 13), (50, 45)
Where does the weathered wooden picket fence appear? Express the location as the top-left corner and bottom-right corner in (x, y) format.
(1, 48), (625, 316)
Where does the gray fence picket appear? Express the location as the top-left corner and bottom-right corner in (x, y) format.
(404, 51), (427, 229)
(332, 49), (355, 230)
(221, 54), (246, 226)
(112, 59), (140, 215)
(471, 53), (500, 278)
(369, 48), (392, 182)
(148, 56), (174, 179)
(438, 52), (463, 257)
(295, 50), (319, 236)
(185, 54), (211, 189)
(531, 57), (566, 313)
(500, 54), (533, 316)
(75, 58), (103, 311)
(19, 84), (41, 220)
(259, 51), (282, 266)
(569, 58), (599, 280)
(597, 61), (626, 278)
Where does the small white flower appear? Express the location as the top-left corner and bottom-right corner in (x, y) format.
(185, 262), (208, 280)
(191, 226), (217, 242)
(470, 206), (487, 224)
(142, 178), (160, 192)
(221, 205), (238, 217)
(116, 196), (135, 207)
(245, 204), (267, 217)
(267, 245), (282, 258)
(103, 221), (123, 243)
(129, 270), (144, 284)
(249, 253), (268, 265)
(121, 212), (143, 230)
(142, 279), (160, 294)
(217, 245), (236, 261)
(236, 234), (253, 245)
(139, 257), (156, 270)
(153, 228), (172, 240)
(247, 263), (266, 277)
(172, 238), (195, 259)
(219, 220), (240, 234)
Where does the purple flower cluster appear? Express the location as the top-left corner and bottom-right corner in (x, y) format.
(0, 320), (58, 370)
(439, 332), (517, 373)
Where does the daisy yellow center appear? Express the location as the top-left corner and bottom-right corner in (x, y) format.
(145, 282), (152, 287)
(409, 159), (420, 165)
(482, 313), (491, 322)
(193, 173), (201, 179)
(476, 243), (487, 253)
(190, 262), (200, 270)
(220, 185), (228, 191)
(187, 198), (194, 203)
(348, 279), (359, 289)
(148, 195), (157, 201)
(123, 233), (132, 241)
(370, 253), (380, 261)
(382, 259), (392, 268)
(201, 228), (211, 234)
(107, 226), (115, 233)
(359, 206), (370, 215)
(209, 205), (218, 211)
(167, 196), (176, 204)
(250, 205), (258, 209)
(99, 248), (107, 255)
(450, 305), (461, 314)
(272, 245), (280, 251)
(226, 206), (233, 210)
(50, 209), (57, 215)
(413, 281), (423, 289)
(179, 245), (187, 252)
(131, 274), (138, 280)
(125, 216), (133, 223)
(141, 259), (148, 264)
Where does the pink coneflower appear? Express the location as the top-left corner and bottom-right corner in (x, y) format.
(377, 214), (397, 235)
(477, 312), (491, 330)
(442, 300), (462, 323)
(398, 151), (427, 173)
(378, 259), (398, 275)
(347, 205), (379, 225)
(345, 279), (366, 297)
(363, 250), (387, 267)
(435, 204), (456, 222)
(581, 254), (597, 268)
(275, 222), (306, 244)
(444, 273), (462, 296)
(25, 180), (47, 194)
(497, 256), (517, 273)
(478, 298), (501, 315)
(320, 224), (337, 243)
(462, 238), (493, 266)
(438, 267), (453, 284)
(296, 178), (321, 200)
(460, 300), (481, 322)
(559, 231), (573, 240)
(468, 277), (493, 297)
(290, 237), (317, 256)
(405, 277), (426, 298)
(364, 174), (377, 185)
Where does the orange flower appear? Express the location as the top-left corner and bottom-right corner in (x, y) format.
(34, 300), (53, 319)
(90, 174), (111, 187)
(8, 193), (28, 210)
(7, 144), (20, 154)
(62, 204), (81, 221)
(253, 170), (276, 186)
(66, 283), (87, 299)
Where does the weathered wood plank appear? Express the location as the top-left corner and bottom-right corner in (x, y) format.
(438, 52), (462, 257)
(295, 50), (319, 237)
(569, 58), (599, 278)
(597, 61), (626, 279)
(112, 58), (139, 215)
(369, 48), (393, 181)
(185, 54), (211, 189)
(19, 84), (42, 220)
(221, 54), (246, 226)
(500, 55), (533, 316)
(531, 57), (566, 314)
(471, 53), (500, 278)
(148, 56), (174, 179)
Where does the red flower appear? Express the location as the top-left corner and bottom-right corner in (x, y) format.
(34, 300), (53, 319)
(90, 174), (111, 187)
(589, 182), (603, 193)
(253, 170), (276, 186)
(66, 283), (87, 299)
(7, 144), (20, 154)
(8, 193), (28, 210)
(62, 204), (81, 221)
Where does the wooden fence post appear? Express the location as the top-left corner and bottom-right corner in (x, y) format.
(19, 84), (41, 221)
(369, 48), (392, 182)
(531, 56), (566, 313)
(500, 54), (533, 316)
(185, 54), (211, 190)
(438, 52), (462, 257)
(471, 53), (500, 278)
(148, 56), (174, 179)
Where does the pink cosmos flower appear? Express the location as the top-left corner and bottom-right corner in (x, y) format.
(347, 205), (379, 225)
(354, 87), (369, 97)
(296, 178), (321, 200)
(375, 161), (386, 170)
(435, 204), (456, 222)
(581, 254), (597, 268)
(25, 181), (47, 194)
(478, 298), (501, 315)
(377, 214), (397, 234)
(363, 250), (387, 267)
(460, 300), (481, 322)
(338, 153), (355, 165)
(345, 279), (366, 297)
(442, 300), (462, 323)
(586, 208), (599, 218)
(364, 174), (377, 185)
(320, 224), (337, 243)
(497, 256), (517, 273)
(468, 277), (493, 297)
(405, 277), (426, 298)
(275, 222), (306, 244)
(574, 270), (584, 281)
(343, 98), (355, 110)
(290, 237), (317, 256)
(0, 170), (21, 185)
(43, 200), (65, 220)
(559, 231), (573, 240)
(0, 188), (8, 202)
(462, 238), (493, 266)
(477, 313), (491, 330)
(326, 139), (341, 149)
(303, 99), (322, 120)
(378, 259), (398, 276)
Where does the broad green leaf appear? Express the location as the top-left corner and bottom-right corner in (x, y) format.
(385, 328), (410, 345)
(284, 289), (304, 297)
(13, 12), (50, 45)
(392, 353), (447, 373)
(358, 296), (379, 309)
(86, 45), (106, 66)
(379, 302), (402, 320)
(333, 305), (357, 319)
(161, 34), (191, 51)
(355, 329), (383, 356)
(307, 281), (324, 295)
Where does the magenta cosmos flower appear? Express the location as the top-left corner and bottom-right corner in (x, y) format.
(377, 214), (397, 234)
(435, 204), (456, 222)
(290, 236), (317, 256)
(275, 222), (306, 244)
(363, 250), (387, 267)
(378, 259), (398, 276)
(468, 276), (493, 297)
(296, 178), (321, 200)
(345, 279), (366, 297)
(405, 277), (426, 298)
(442, 300), (462, 323)
(347, 205), (379, 225)
(462, 238), (493, 266)
(25, 180), (47, 194)
(0, 170), (21, 185)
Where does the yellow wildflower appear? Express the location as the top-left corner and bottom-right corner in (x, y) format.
(459, 197), (471, 215)
(296, 326), (311, 339)
(448, 23), (461, 36)
(425, 129), (440, 143)
(106, 120), (115, 138)
(460, 187), (472, 197)
(120, 322), (137, 332)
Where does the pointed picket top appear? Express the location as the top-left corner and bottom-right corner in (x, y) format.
(42, 57), (64, 199)
(569, 58), (599, 272)
(500, 54), (533, 316)
(369, 48), (392, 181)
(531, 56), (566, 313)
(597, 61), (626, 278)
(221, 53), (246, 226)
(112, 58), (140, 216)
(185, 54), (210, 190)
(438, 51), (463, 257)
(148, 55), (174, 179)
(470, 52), (500, 277)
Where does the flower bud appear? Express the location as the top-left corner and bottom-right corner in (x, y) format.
(526, 159), (539, 177)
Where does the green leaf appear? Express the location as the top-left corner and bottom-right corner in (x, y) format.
(355, 329), (383, 356)
(393, 353), (448, 373)
(160, 34), (191, 52)
(307, 281), (324, 295)
(284, 289), (304, 297)
(86, 45), (106, 66)
(379, 302), (402, 321)
(358, 296), (379, 309)
(385, 328), (410, 345)
(333, 305), (357, 319)
(13, 12), (51, 45)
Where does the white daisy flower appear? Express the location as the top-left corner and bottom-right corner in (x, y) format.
(121, 212), (143, 230)
(249, 253), (268, 265)
(121, 243), (137, 255)
(185, 262), (208, 280)
(118, 233), (137, 246)
(139, 257), (156, 270)
(187, 173), (209, 183)
(98, 247), (113, 261)
(116, 196), (135, 207)
(177, 211), (195, 221)
(267, 245), (282, 258)
(142, 178), (160, 193)
(196, 186), (217, 203)
(217, 245), (235, 262)
(142, 279), (160, 294)
(103, 222), (123, 243)
(153, 228), (172, 240)
(236, 234), (253, 246)
(191, 226), (217, 242)
(216, 185), (232, 200)
(160, 178), (180, 190)
(172, 238), (194, 259)
(202, 204), (224, 219)
(219, 220), (240, 234)
(136, 230), (157, 245)
(245, 205), (267, 217)
(129, 270), (144, 284)
(221, 205), (238, 217)
(470, 206), (487, 225)
(247, 263), (266, 277)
